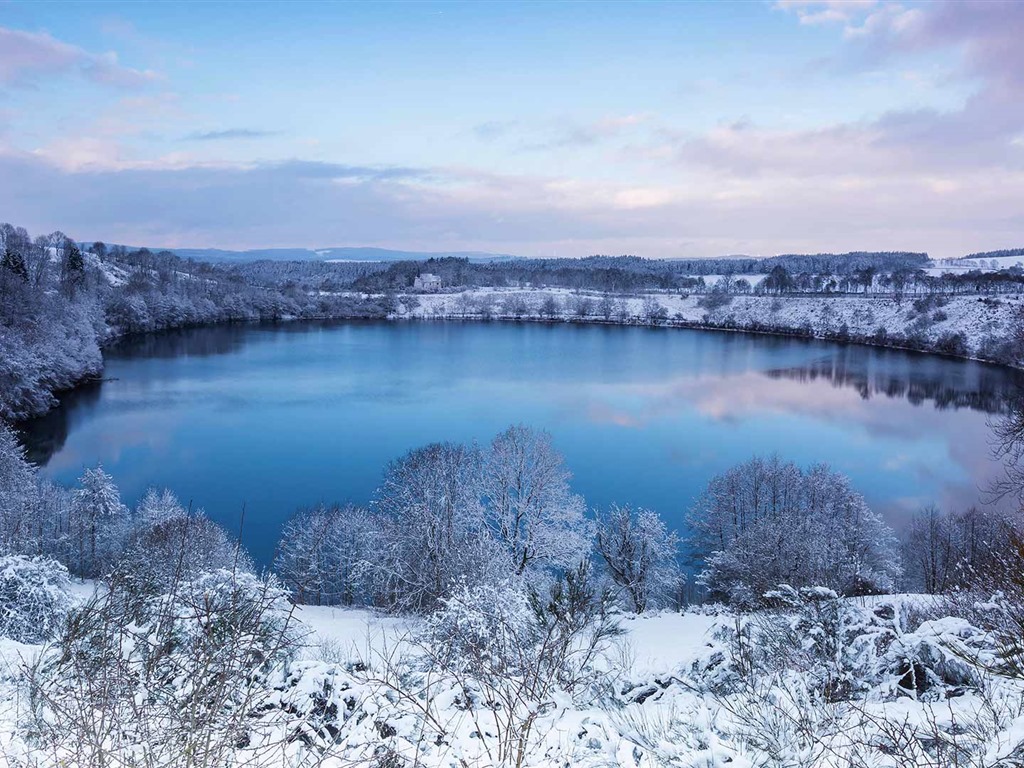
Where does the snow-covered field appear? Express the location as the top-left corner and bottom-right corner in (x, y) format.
(931, 255), (1024, 273)
(5, 586), (1024, 767)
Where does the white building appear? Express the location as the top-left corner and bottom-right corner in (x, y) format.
(413, 273), (443, 291)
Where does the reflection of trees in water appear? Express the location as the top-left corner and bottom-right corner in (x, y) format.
(17, 326), (255, 466)
(17, 380), (103, 466)
(765, 345), (1024, 414)
(105, 320), (362, 361)
(991, 388), (1024, 508)
(105, 324), (253, 361)
(19, 321), (361, 465)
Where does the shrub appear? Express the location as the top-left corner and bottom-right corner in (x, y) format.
(934, 331), (968, 357)
(427, 580), (541, 679)
(0, 556), (72, 643)
(697, 291), (733, 312)
(29, 569), (299, 767)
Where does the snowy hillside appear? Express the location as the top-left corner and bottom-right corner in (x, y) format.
(405, 288), (1024, 367)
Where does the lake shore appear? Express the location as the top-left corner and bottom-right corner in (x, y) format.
(9, 287), (1023, 427)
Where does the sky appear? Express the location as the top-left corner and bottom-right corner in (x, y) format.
(0, 0), (1021, 258)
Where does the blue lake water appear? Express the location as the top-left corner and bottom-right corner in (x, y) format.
(20, 321), (1023, 566)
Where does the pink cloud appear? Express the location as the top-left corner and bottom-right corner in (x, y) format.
(0, 26), (159, 88)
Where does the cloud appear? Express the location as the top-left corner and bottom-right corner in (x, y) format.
(184, 128), (282, 141)
(0, 26), (159, 88)
(1, 144), (1022, 259)
(472, 121), (518, 141)
(661, 1), (1024, 185)
(774, 0), (880, 27)
(473, 114), (652, 152)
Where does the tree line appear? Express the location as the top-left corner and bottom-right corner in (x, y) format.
(0, 223), (398, 421)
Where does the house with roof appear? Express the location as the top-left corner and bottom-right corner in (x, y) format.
(413, 273), (443, 291)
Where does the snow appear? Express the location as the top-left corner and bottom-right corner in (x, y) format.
(293, 604), (413, 661)
(932, 255), (1024, 272)
(297, 605), (720, 677)
(612, 610), (718, 678)
(2, 599), (1024, 766)
(84, 250), (129, 287)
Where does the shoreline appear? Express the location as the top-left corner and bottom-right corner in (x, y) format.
(11, 289), (1024, 427)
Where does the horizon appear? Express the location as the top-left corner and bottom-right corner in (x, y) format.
(2, 1), (1023, 258)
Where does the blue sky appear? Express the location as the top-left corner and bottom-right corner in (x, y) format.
(0, 0), (1021, 257)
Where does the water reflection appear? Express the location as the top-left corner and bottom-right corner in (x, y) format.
(16, 321), (1021, 566)
(765, 345), (1024, 413)
(20, 380), (102, 466)
(105, 324), (256, 361)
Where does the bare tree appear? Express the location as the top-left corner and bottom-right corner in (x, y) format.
(595, 504), (682, 612)
(275, 502), (375, 606)
(373, 441), (491, 611)
(689, 457), (900, 605)
(482, 425), (591, 577)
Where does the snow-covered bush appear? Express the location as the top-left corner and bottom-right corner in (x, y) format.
(29, 569), (300, 768)
(0, 555), (71, 643)
(414, 565), (622, 767)
(116, 494), (247, 597)
(426, 580), (542, 680)
(689, 457), (900, 605)
(691, 588), (989, 704)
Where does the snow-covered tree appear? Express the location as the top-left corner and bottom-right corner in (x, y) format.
(0, 555), (71, 643)
(118, 493), (245, 593)
(69, 466), (128, 578)
(689, 456), (900, 605)
(374, 441), (493, 611)
(482, 425), (591, 577)
(595, 504), (682, 612)
(136, 487), (187, 525)
(0, 423), (39, 555)
(275, 503), (375, 606)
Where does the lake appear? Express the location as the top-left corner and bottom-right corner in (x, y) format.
(19, 321), (1023, 566)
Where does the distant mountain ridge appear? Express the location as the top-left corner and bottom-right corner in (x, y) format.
(165, 246), (523, 263)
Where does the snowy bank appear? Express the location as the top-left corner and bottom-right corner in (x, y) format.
(402, 287), (1024, 369)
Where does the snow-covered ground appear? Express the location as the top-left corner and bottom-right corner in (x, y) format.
(279, 599), (1024, 767)
(403, 287), (1022, 365)
(5, 588), (1024, 767)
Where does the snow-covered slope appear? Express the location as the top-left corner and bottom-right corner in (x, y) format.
(404, 288), (1022, 366)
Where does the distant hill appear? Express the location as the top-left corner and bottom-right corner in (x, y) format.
(961, 248), (1024, 261)
(165, 246), (523, 264)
